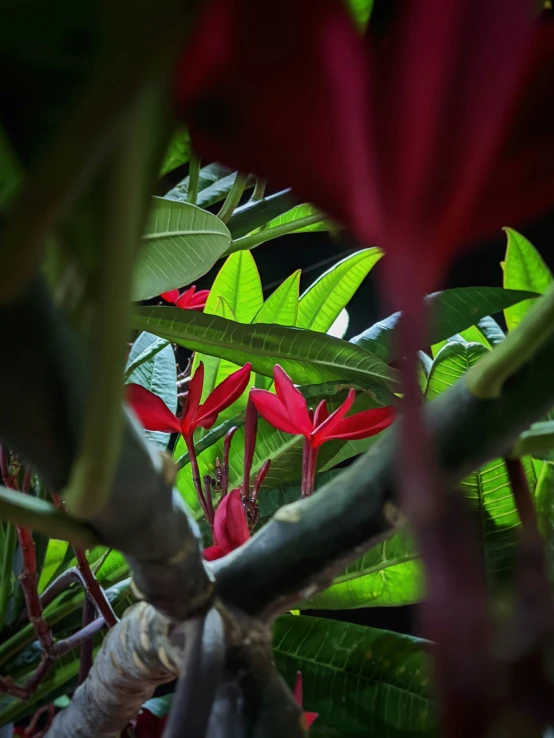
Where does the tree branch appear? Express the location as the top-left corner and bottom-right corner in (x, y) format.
(214, 332), (554, 618)
(47, 602), (189, 737)
(0, 277), (212, 621)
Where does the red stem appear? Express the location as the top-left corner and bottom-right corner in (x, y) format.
(185, 434), (210, 522)
(243, 401), (258, 498)
(301, 441), (318, 497)
(222, 426), (238, 498)
(79, 598), (95, 684)
(73, 548), (118, 628)
(17, 526), (55, 653)
(203, 475), (215, 531)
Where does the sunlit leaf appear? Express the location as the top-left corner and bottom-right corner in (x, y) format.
(126, 332), (177, 451)
(298, 249), (382, 333)
(273, 615), (435, 737)
(502, 228), (553, 332)
(132, 198), (231, 301)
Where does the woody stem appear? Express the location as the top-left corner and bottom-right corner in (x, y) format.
(73, 548), (118, 628)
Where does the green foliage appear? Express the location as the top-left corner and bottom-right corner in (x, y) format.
(352, 287), (536, 361)
(273, 615), (435, 737)
(132, 307), (396, 393)
(125, 331), (177, 450)
(132, 198), (231, 301)
(502, 228), (553, 332)
(159, 130), (191, 177)
(300, 533), (421, 609)
(297, 249), (382, 333)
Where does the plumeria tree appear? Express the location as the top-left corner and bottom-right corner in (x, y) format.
(1, 1), (554, 737)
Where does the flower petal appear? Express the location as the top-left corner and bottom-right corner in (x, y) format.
(214, 488), (250, 553)
(126, 384), (181, 433)
(312, 400), (328, 428)
(175, 285), (197, 309)
(196, 363), (252, 427)
(324, 406), (396, 443)
(273, 365), (312, 436)
(181, 362), (205, 436)
(311, 389), (356, 447)
(161, 290), (179, 304)
(250, 389), (301, 435)
(202, 545), (226, 561)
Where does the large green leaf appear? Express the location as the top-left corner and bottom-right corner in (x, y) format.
(502, 228), (553, 332)
(301, 534), (421, 610)
(352, 287), (537, 361)
(273, 615), (435, 738)
(132, 307), (397, 395)
(298, 249), (383, 333)
(426, 341), (536, 581)
(131, 198), (231, 301)
(126, 331), (177, 451)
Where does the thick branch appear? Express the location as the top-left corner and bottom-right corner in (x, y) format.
(47, 602), (186, 737)
(0, 277), (212, 620)
(214, 332), (554, 618)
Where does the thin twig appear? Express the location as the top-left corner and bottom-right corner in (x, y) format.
(73, 548), (118, 628)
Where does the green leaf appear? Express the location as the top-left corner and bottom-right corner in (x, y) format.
(536, 462), (554, 580)
(159, 129), (190, 177)
(38, 540), (69, 593)
(124, 336), (170, 381)
(165, 162), (231, 204)
(253, 271), (300, 327)
(126, 331), (177, 451)
(227, 189), (297, 239)
(204, 250), (263, 324)
(426, 341), (536, 581)
(430, 316), (505, 357)
(252, 204), (330, 234)
(503, 228), (553, 332)
(511, 421), (554, 461)
(298, 249), (383, 333)
(193, 251), (262, 421)
(301, 533), (421, 610)
(348, 0), (375, 30)
(131, 198), (231, 301)
(273, 615), (435, 738)
(132, 307), (397, 393)
(0, 523), (17, 630)
(352, 287), (537, 361)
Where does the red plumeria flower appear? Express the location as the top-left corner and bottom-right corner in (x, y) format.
(293, 672), (318, 731)
(123, 709), (167, 738)
(203, 488), (250, 560)
(127, 362), (251, 444)
(250, 365), (395, 494)
(161, 285), (210, 310)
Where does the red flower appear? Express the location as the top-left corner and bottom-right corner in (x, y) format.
(203, 488), (250, 560)
(293, 672), (318, 731)
(250, 365), (394, 495)
(175, 0), (554, 288)
(161, 285), (209, 311)
(250, 366), (394, 447)
(127, 362), (251, 443)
